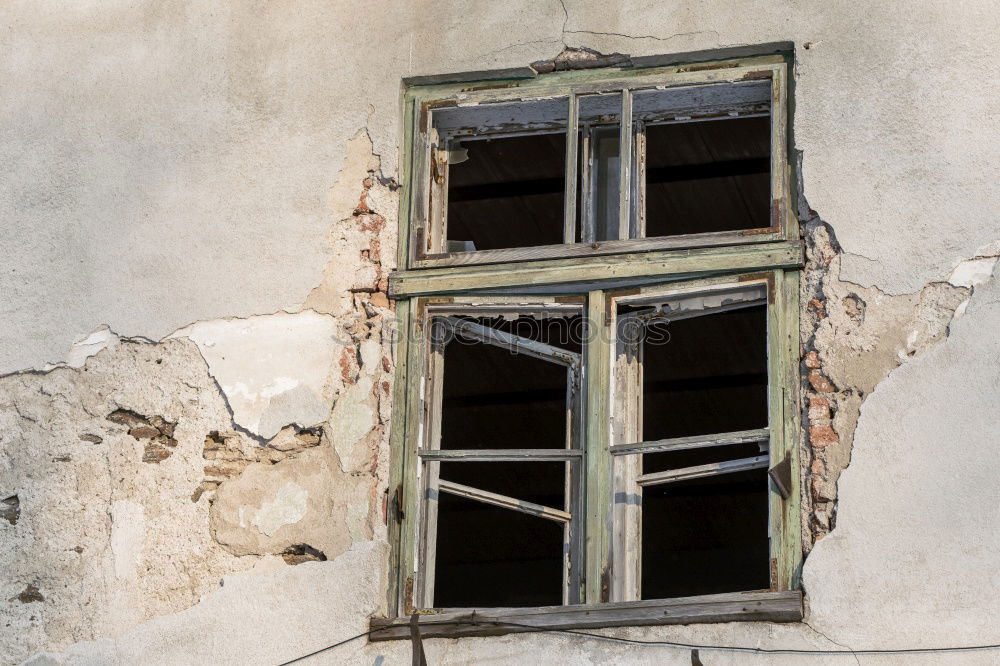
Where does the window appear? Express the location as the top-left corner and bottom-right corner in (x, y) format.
(375, 49), (803, 640)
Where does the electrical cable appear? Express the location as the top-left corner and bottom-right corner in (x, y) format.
(277, 619), (1000, 664)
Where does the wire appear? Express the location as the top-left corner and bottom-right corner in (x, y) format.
(277, 627), (383, 665)
(278, 619), (1000, 664)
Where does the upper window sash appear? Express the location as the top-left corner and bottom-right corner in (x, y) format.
(402, 56), (791, 270)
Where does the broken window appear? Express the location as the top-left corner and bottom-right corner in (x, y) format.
(412, 63), (782, 266)
(610, 283), (771, 602)
(379, 51), (802, 639)
(414, 309), (583, 609)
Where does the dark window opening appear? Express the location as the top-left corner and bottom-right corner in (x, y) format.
(640, 304), (768, 441)
(626, 301), (770, 600)
(446, 133), (566, 252)
(644, 115), (771, 238)
(429, 313), (580, 608)
(433, 461), (566, 607)
(438, 315), (580, 451)
(642, 468), (769, 599)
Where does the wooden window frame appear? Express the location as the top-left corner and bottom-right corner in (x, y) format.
(378, 51), (804, 640)
(399, 54), (790, 272)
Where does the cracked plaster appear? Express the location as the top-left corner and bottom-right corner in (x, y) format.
(4, 2), (1000, 665)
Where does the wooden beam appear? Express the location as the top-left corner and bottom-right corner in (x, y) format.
(610, 427), (769, 456)
(418, 449), (582, 462)
(391, 241), (802, 297)
(369, 589), (803, 641)
(436, 480), (571, 524)
(637, 454), (769, 487)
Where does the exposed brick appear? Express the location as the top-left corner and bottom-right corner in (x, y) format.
(369, 292), (389, 309)
(808, 368), (837, 393)
(808, 396), (831, 422)
(810, 458), (826, 476)
(804, 351), (822, 369)
(809, 423), (839, 448)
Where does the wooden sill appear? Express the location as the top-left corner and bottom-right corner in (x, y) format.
(368, 589), (803, 641)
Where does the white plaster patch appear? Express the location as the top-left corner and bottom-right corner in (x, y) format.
(948, 256), (999, 289)
(42, 325), (122, 371)
(251, 482), (308, 537)
(169, 311), (343, 438)
(110, 500), (146, 580)
(329, 376), (376, 472)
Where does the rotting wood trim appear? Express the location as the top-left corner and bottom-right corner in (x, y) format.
(418, 449), (583, 462)
(390, 241), (803, 297)
(610, 427), (770, 456)
(435, 479), (572, 524)
(368, 589), (803, 641)
(411, 227), (786, 270)
(637, 455), (770, 487)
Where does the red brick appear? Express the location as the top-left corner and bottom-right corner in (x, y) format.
(809, 424), (838, 448)
(808, 369), (836, 393)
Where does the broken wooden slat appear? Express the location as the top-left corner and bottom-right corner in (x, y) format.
(418, 449), (582, 462)
(439, 316), (581, 368)
(610, 427), (770, 456)
(436, 479), (571, 524)
(368, 589), (803, 641)
(636, 454), (770, 487)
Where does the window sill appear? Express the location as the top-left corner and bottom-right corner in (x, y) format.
(368, 589), (802, 641)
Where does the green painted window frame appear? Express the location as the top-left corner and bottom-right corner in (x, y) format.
(379, 51), (803, 636)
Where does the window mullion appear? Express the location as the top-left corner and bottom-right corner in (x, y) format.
(618, 88), (633, 241)
(416, 330), (446, 609)
(610, 311), (642, 602)
(769, 268), (802, 590)
(584, 290), (613, 603)
(563, 93), (579, 245)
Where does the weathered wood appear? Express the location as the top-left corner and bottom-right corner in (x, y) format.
(440, 316), (581, 368)
(637, 455), (770, 487)
(618, 88), (633, 241)
(391, 241), (802, 297)
(584, 290), (613, 603)
(610, 427), (770, 456)
(610, 312), (642, 602)
(771, 268), (803, 590)
(385, 299), (412, 616)
(416, 338), (446, 608)
(369, 589), (803, 641)
(564, 94), (579, 245)
(410, 227), (786, 269)
(418, 449), (583, 462)
(437, 479), (572, 524)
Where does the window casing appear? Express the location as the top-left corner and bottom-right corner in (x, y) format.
(377, 51), (803, 639)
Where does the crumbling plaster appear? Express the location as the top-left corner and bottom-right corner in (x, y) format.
(3, 1), (1000, 665)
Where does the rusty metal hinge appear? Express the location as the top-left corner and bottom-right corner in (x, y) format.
(393, 484), (405, 523)
(768, 455), (792, 500)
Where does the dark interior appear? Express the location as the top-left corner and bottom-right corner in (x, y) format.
(641, 468), (770, 599)
(640, 304), (768, 441)
(636, 303), (770, 598)
(433, 462), (566, 607)
(432, 315), (579, 607)
(446, 133), (565, 252)
(644, 115), (771, 238)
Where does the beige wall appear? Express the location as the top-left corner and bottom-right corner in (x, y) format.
(2, 1), (1000, 664)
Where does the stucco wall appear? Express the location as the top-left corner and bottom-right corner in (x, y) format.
(2, 1), (1000, 664)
